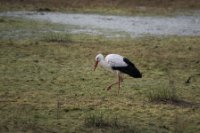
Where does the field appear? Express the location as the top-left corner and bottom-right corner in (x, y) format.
(0, 16), (200, 133)
(1, 0), (200, 15)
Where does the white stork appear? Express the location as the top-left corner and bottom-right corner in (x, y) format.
(94, 53), (142, 94)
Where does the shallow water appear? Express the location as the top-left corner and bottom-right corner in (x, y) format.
(0, 11), (200, 38)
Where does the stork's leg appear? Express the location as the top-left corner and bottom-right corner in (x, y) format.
(117, 74), (121, 94)
(107, 72), (121, 94)
(107, 80), (119, 91)
(119, 75), (123, 82)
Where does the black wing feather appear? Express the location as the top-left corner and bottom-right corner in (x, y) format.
(112, 58), (142, 78)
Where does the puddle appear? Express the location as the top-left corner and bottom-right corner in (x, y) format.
(0, 11), (200, 38)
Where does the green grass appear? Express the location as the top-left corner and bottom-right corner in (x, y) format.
(43, 32), (72, 43)
(84, 111), (139, 133)
(0, 16), (200, 133)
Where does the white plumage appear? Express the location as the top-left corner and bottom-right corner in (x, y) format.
(105, 54), (128, 68)
(94, 53), (142, 94)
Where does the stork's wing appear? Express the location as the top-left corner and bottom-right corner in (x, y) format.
(106, 54), (142, 78)
(114, 58), (142, 78)
(105, 54), (128, 67)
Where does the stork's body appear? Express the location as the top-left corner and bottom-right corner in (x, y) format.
(94, 54), (142, 94)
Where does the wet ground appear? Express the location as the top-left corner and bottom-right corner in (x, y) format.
(0, 11), (200, 38)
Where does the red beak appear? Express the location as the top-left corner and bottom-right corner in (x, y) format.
(94, 61), (98, 71)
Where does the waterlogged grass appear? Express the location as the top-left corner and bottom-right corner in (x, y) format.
(0, 17), (200, 132)
(43, 32), (72, 43)
(0, 16), (81, 40)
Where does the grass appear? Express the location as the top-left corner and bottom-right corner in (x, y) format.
(84, 111), (139, 133)
(0, 16), (200, 133)
(43, 33), (72, 43)
(147, 84), (178, 103)
(147, 74), (179, 103)
(0, 16), (80, 41)
(84, 111), (111, 128)
(0, 0), (200, 16)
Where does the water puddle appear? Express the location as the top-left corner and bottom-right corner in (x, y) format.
(0, 11), (200, 38)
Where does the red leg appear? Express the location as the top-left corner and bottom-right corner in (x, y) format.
(120, 76), (123, 82)
(107, 81), (118, 91)
(107, 72), (121, 95)
(117, 75), (122, 94)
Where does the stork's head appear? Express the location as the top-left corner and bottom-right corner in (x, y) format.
(94, 54), (104, 71)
